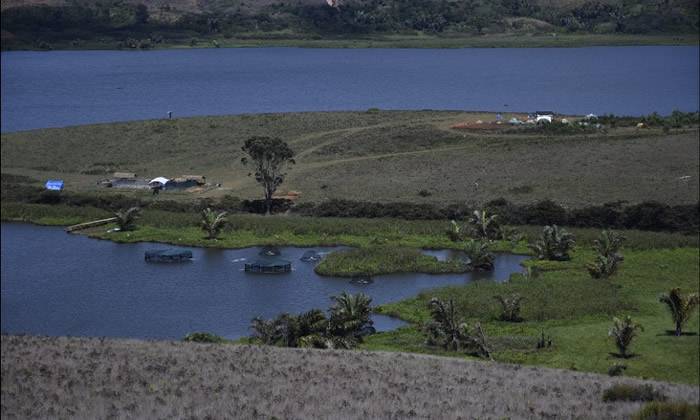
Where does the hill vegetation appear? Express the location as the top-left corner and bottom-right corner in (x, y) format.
(2, 0), (698, 49)
(2, 334), (698, 418)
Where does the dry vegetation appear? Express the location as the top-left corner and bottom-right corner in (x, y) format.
(2, 335), (698, 419)
(2, 111), (698, 207)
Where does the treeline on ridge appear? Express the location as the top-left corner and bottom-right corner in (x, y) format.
(2, 0), (698, 49)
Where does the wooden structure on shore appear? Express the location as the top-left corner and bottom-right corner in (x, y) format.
(65, 217), (118, 232)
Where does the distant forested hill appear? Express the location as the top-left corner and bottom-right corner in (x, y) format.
(2, 0), (698, 49)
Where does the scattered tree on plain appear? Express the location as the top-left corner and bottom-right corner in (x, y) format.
(241, 136), (295, 215)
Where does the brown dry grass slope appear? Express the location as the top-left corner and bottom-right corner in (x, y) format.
(1, 111), (698, 207)
(2, 335), (699, 419)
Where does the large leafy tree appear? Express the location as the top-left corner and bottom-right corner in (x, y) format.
(241, 136), (295, 215)
(659, 288), (700, 336)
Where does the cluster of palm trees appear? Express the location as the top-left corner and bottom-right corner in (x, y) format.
(250, 292), (374, 349)
(447, 210), (524, 272)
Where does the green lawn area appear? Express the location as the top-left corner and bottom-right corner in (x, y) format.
(366, 247), (700, 384)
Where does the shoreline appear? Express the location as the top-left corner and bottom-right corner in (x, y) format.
(3, 33), (698, 52)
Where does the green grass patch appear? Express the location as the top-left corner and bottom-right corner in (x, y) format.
(314, 245), (469, 277)
(367, 247), (700, 384)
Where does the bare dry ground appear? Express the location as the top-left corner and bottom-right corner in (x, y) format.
(2, 335), (698, 419)
(2, 111), (698, 207)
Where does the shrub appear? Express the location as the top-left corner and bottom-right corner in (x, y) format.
(114, 207), (141, 231)
(464, 239), (495, 270)
(493, 293), (524, 322)
(609, 316), (643, 358)
(607, 364), (627, 377)
(536, 330), (552, 349)
(183, 332), (226, 343)
(529, 225), (576, 261)
(633, 401), (700, 420)
(602, 384), (666, 402)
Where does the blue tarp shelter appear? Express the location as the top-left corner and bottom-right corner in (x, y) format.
(45, 180), (64, 191)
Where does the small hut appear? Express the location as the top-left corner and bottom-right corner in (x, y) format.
(245, 257), (292, 273)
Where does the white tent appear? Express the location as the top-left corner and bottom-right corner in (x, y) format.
(149, 177), (170, 186)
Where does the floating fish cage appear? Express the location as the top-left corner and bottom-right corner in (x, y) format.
(145, 249), (193, 263)
(244, 257), (292, 274)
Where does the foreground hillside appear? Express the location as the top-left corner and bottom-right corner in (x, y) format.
(2, 111), (698, 207)
(2, 335), (698, 419)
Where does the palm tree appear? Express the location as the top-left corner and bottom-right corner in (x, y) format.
(200, 207), (228, 239)
(528, 225), (575, 261)
(493, 293), (524, 322)
(609, 316), (643, 358)
(447, 220), (465, 242)
(659, 288), (700, 336)
(469, 209), (499, 239)
(464, 239), (495, 270)
(113, 207), (140, 231)
(587, 230), (625, 278)
(328, 292), (373, 341)
(250, 316), (281, 345)
(425, 297), (465, 351)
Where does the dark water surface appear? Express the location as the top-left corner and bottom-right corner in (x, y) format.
(2, 47), (698, 132)
(1, 223), (527, 339)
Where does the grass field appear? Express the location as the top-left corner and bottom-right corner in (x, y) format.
(368, 246), (700, 384)
(2, 335), (698, 419)
(2, 111), (698, 207)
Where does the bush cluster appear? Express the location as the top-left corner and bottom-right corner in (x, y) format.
(602, 384), (666, 403)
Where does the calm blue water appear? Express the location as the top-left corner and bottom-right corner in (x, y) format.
(0, 223), (527, 340)
(1, 47), (698, 132)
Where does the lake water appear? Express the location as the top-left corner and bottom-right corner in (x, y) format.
(0, 223), (527, 340)
(1, 46), (698, 132)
